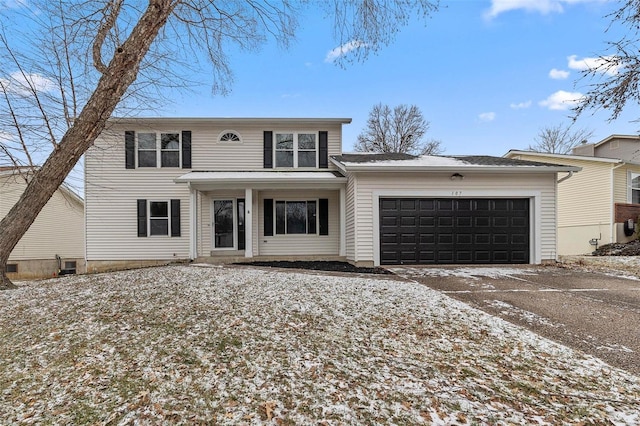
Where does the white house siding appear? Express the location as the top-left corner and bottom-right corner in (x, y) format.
(86, 119), (348, 264)
(345, 174), (357, 262)
(114, 119), (345, 172)
(257, 190), (340, 256)
(85, 128), (190, 262)
(350, 172), (558, 265)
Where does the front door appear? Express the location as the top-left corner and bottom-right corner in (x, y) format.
(213, 199), (235, 249)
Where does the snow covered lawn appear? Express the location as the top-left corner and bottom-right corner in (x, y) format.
(1, 265), (639, 424)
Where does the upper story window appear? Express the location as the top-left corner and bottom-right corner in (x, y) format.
(219, 131), (241, 143)
(137, 132), (181, 168)
(275, 132), (317, 168)
(126, 130), (191, 170)
(631, 173), (640, 203)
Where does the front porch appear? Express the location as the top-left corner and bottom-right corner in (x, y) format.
(175, 171), (348, 262)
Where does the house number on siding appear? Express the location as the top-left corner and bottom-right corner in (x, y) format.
(451, 191), (463, 196)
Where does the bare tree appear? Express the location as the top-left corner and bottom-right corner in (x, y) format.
(573, 1), (640, 122)
(354, 103), (443, 155)
(0, 0), (440, 289)
(527, 124), (594, 154)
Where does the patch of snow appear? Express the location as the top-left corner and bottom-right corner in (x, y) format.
(0, 265), (638, 424)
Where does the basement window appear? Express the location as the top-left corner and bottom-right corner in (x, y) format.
(6, 264), (18, 273)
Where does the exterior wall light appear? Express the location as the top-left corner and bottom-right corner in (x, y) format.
(450, 173), (464, 181)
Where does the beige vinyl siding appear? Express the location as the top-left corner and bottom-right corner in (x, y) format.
(257, 190), (340, 256)
(1, 175), (84, 261)
(513, 154), (613, 228)
(351, 172), (557, 264)
(613, 164), (640, 203)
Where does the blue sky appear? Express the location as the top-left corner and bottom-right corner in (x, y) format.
(166, 0), (640, 156)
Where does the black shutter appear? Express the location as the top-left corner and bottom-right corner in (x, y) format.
(319, 198), (329, 235)
(319, 131), (328, 169)
(264, 198), (273, 236)
(137, 199), (147, 237)
(171, 199), (181, 237)
(125, 131), (135, 169)
(264, 131), (273, 168)
(182, 131), (192, 169)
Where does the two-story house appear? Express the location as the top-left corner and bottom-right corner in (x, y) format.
(506, 134), (640, 255)
(85, 117), (577, 271)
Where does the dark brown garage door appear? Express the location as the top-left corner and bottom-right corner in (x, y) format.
(380, 198), (530, 265)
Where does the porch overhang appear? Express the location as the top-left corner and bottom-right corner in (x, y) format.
(174, 170), (347, 191)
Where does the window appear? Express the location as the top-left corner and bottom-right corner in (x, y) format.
(275, 132), (317, 168)
(138, 133), (157, 167)
(161, 133), (180, 167)
(137, 199), (180, 237)
(6, 264), (17, 273)
(150, 201), (169, 236)
(631, 173), (640, 204)
(137, 132), (180, 168)
(219, 131), (241, 143)
(275, 200), (317, 234)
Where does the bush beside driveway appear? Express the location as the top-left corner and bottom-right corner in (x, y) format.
(1, 265), (639, 424)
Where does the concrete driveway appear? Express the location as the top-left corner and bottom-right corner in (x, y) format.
(390, 265), (640, 375)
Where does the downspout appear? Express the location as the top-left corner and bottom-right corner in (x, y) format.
(557, 171), (574, 183)
(611, 162), (626, 244)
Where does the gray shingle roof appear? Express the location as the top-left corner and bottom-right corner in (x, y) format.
(331, 153), (417, 163)
(447, 155), (570, 168)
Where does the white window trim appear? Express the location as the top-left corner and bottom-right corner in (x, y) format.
(274, 131), (318, 169)
(137, 131), (182, 169)
(628, 171), (640, 203)
(273, 199), (319, 236)
(217, 130), (242, 144)
(148, 200), (171, 237)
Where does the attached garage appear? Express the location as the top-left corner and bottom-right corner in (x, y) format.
(379, 197), (529, 265)
(331, 153), (581, 267)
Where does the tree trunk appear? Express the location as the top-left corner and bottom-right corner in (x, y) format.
(0, 0), (175, 290)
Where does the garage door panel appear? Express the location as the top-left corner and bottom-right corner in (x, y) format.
(380, 198), (529, 265)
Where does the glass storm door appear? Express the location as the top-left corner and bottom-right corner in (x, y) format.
(213, 200), (234, 249)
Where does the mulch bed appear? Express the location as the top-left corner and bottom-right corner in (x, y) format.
(233, 260), (393, 275)
(593, 240), (640, 256)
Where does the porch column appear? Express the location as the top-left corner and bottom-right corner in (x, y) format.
(189, 185), (198, 260)
(245, 188), (253, 258)
(339, 186), (346, 257)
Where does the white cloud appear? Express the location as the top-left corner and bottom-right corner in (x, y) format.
(510, 100), (532, 109)
(0, 72), (56, 96)
(325, 40), (365, 63)
(549, 68), (570, 80)
(485, 0), (606, 19)
(478, 112), (496, 122)
(539, 90), (584, 110)
(567, 54), (620, 76)
(0, 0), (28, 9)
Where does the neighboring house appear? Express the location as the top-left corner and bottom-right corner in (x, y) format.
(0, 167), (85, 279)
(506, 142), (640, 255)
(84, 118), (577, 270)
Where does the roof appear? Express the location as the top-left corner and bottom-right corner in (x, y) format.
(505, 150), (624, 164)
(593, 134), (640, 149)
(0, 166), (84, 204)
(108, 117), (352, 125)
(331, 153), (580, 173)
(175, 170), (347, 190)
